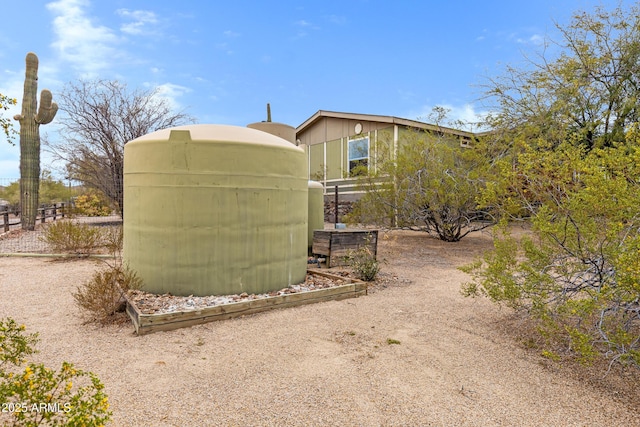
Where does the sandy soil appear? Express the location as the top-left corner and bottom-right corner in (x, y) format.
(1, 228), (638, 426)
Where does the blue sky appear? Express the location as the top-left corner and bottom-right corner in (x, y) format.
(0, 0), (629, 180)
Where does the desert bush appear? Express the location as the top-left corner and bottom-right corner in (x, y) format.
(40, 220), (104, 254)
(73, 192), (111, 217)
(69, 222), (140, 323)
(0, 318), (111, 426)
(101, 226), (123, 256)
(351, 127), (495, 242)
(345, 237), (380, 281)
(463, 141), (640, 370)
(73, 262), (143, 323)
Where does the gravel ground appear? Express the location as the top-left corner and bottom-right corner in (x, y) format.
(1, 229), (638, 426)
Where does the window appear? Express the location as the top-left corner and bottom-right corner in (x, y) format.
(348, 137), (369, 176)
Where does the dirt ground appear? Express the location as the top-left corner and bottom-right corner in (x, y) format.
(1, 227), (639, 426)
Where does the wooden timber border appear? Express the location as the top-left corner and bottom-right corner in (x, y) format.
(125, 269), (367, 336)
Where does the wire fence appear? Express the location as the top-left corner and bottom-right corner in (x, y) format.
(0, 177), (122, 255)
(0, 215), (123, 255)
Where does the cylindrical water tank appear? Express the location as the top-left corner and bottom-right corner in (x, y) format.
(123, 124), (308, 297)
(308, 180), (324, 252)
(247, 121), (296, 145)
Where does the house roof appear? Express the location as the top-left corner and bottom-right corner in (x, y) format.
(296, 110), (475, 139)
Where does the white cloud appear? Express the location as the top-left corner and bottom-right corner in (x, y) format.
(153, 83), (191, 111)
(513, 32), (545, 46)
(117, 9), (159, 35)
(528, 34), (544, 45)
(411, 103), (489, 132)
(293, 19), (320, 38)
(296, 20), (313, 27)
(46, 0), (122, 75)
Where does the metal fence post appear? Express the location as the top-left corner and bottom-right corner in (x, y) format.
(334, 185), (339, 226)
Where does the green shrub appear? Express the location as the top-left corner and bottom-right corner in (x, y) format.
(0, 318), (111, 426)
(40, 220), (104, 254)
(345, 237), (380, 281)
(0, 319), (37, 367)
(461, 134), (640, 371)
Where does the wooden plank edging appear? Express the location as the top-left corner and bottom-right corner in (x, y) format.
(125, 272), (367, 335)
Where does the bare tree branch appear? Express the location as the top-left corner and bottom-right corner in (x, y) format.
(48, 79), (195, 217)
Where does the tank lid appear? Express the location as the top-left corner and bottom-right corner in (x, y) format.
(130, 124), (303, 151)
(308, 180), (324, 189)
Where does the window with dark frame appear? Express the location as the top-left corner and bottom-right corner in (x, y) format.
(348, 137), (369, 176)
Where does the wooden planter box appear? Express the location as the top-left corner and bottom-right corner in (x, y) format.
(312, 229), (378, 267)
(125, 270), (367, 335)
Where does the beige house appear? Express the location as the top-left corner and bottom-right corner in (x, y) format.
(295, 110), (475, 200)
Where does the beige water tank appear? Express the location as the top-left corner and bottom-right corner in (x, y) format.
(123, 124), (308, 297)
(247, 121), (296, 145)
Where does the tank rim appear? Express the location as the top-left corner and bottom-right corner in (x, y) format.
(129, 124), (303, 151)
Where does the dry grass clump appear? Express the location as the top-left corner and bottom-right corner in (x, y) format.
(70, 225), (143, 324)
(40, 219), (104, 254)
(73, 262), (143, 324)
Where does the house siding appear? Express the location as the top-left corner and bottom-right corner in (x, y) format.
(296, 111), (475, 200)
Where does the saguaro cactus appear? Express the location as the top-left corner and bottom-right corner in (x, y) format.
(13, 52), (58, 230)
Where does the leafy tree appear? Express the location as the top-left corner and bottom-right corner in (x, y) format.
(465, 4), (640, 370)
(0, 182), (19, 207)
(482, 4), (640, 151)
(0, 171), (71, 209)
(38, 170), (72, 204)
(348, 127), (495, 242)
(463, 137), (640, 368)
(0, 93), (17, 144)
(49, 79), (194, 217)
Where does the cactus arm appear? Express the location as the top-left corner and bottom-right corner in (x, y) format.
(35, 89), (58, 124)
